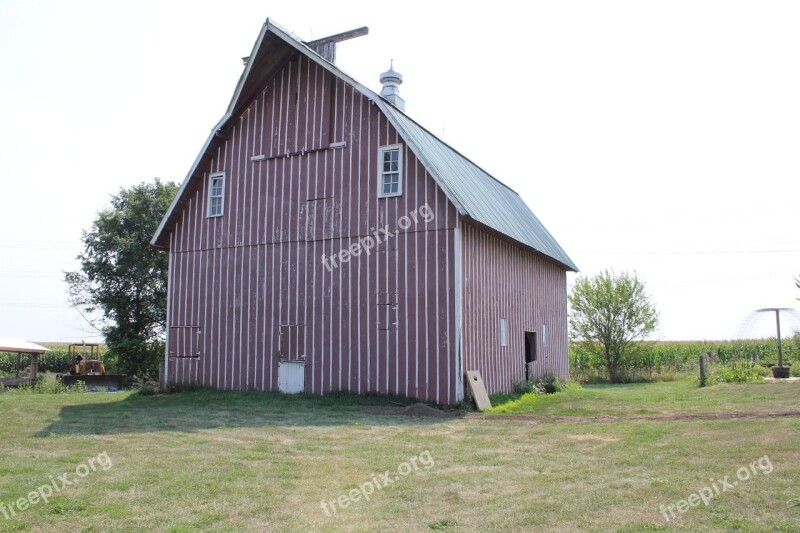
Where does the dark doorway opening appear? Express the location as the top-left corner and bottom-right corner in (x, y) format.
(524, 331), (537, 381)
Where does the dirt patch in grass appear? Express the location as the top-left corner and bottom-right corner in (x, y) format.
(567, 434), (621, 443)
(360, 404), (467, 418)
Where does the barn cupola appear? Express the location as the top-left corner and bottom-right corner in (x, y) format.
(379, 61), (405, 111)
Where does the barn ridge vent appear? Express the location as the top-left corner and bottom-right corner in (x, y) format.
(379, 60), (405, 112)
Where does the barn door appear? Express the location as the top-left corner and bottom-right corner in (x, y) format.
(376, 243), (400, 334)
(278, 360), (306, 393)
(376, 291), (399, 330)
(279, 324), (306, 361)
(375, 234), (402, 394)
(305, 197), (334, 240)
(524, 331), (537, 381)
(169, 325), (201, 359)
(278, 324), (306, 393)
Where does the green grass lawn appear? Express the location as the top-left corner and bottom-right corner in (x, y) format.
(487, 377), (800, 417)
(0, 379), (798, 532)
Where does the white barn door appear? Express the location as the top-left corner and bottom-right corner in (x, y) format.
(278, 360), (306, 393)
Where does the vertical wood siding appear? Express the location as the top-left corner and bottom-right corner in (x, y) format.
(461, 222), (569, 395)
(165, 53), (460, 404)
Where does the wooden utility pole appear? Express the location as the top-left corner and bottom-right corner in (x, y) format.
(699, 355), (706, 387)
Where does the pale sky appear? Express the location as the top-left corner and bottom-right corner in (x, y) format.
(1, 0), (799, 342)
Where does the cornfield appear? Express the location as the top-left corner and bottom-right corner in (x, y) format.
(569, 335), (800, 382)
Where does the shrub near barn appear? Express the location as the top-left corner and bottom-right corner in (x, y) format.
(568, 270), (659, 383)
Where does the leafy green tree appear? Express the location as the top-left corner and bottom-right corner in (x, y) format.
(65, 179), (178, 380)
(569, 269), (659, 383)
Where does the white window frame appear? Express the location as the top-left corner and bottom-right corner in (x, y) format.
(377, 144), (403, 198)
(500, 318), (508, 347)
(542, 323), (548, 347)
(207, 172), (225, 217)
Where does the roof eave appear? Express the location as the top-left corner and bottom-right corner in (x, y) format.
(150, 114), (230, 249)
(152, 19), (276, 249)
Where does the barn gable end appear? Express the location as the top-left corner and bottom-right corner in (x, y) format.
(161, 45), (461, 403)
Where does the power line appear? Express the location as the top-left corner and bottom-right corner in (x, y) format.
(0, 241), (78, 250)
(0, 271), (63, 279)
(0, 241), (75, 244)
(0, 303), (69, 308)
(577, 248), (800, 256)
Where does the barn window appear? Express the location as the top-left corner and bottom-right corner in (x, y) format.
(378, 144), (402, 197)
(207, 173), (225, 217)
(500, 318), (508, 347)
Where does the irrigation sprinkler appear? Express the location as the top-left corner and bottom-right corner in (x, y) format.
(755, 308), (791, 378)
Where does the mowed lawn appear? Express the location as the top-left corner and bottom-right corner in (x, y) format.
(0, 379), (798, 532)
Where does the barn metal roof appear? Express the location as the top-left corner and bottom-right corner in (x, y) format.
(379, 104), (577, 271)
(152, 19), (577, 271)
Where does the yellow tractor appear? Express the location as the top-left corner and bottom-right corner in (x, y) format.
(58, 342), (125, 391)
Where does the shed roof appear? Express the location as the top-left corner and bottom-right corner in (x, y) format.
(0, 338), (48, 354)
(151, 19), (577, 271)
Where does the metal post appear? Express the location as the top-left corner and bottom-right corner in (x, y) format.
(775, 309), (783, 369)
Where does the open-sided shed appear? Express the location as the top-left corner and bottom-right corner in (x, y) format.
(0, 338), (48, 387)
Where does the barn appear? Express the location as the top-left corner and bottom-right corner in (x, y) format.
(151, 19), (577, 405)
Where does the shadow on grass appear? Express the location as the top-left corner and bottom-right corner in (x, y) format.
(36, 389), (458, 437)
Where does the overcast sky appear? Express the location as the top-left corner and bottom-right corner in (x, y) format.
(1, 0), (799, 342)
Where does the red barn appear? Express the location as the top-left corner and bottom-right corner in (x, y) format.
(151, 19), (577, 405)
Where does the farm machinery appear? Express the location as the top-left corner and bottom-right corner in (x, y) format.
(57, 343), (126, 391)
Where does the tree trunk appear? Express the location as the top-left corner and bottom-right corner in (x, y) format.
(607, 361), (618, 383)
